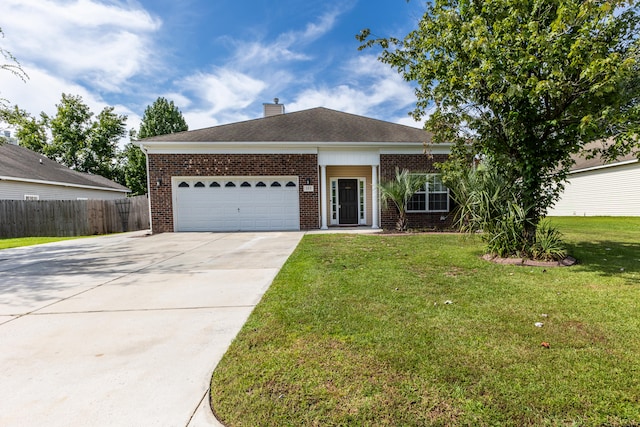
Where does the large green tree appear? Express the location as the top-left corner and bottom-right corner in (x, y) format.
(137, 97), (188, 139)
(46, 94), (126, 181)
(359, 0), (640, 248)
(125, 97), (189, 195)
(5, 93), (127, 181)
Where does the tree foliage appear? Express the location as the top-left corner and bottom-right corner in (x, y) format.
(1, 27), (28, 141)
(125, 97), (189, 195)
(120, 141), (147, 196)
(1, 27), (28, 94)
(137, 97), (188, 139)
(0, 107), (47, 150)
(445, 161), (566, 260)
(46, 94), (126, 180)
(4, 93), (127, 182)
(359, 0), (640, 249)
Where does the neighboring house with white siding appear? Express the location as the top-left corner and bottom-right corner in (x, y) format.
(0, 143), (129, 200)
(547, 144), (639, 217)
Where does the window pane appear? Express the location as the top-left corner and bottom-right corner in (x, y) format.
(433, 176), (445, 192)
(429, 193), (448, 211)
(408, 193), (426, 211)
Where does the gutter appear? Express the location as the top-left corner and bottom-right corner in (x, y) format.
(569, 158), (638, 174)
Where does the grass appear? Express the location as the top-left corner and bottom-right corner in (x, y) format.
(0, 236), (85, 250)
(211, 217), (640, 426)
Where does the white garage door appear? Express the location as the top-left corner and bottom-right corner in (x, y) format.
(173, 177), (300, 231)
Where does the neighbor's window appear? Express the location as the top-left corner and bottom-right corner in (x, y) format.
(24, 194), (40, 201)
(407, 174), (449, 212)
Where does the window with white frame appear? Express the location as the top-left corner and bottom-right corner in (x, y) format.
(407, 174), (449, 212)
(24, 194), (40, 201)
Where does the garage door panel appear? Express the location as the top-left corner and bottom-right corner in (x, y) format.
(174, 177), (300, 231)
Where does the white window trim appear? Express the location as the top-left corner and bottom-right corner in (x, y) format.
(329, 177), (367, 225)
(24, 194), (39, 201)
(406, 174), (450, 213)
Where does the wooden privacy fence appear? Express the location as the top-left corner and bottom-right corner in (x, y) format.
(0, 195), (150, 238)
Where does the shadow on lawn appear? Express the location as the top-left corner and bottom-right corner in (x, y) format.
(566, 239), (640, 281)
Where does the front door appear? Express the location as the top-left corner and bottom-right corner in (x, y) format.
(338, 179), (358, 225)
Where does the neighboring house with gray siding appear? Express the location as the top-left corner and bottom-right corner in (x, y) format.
(547, 144), (639, 217)
(0, 143), (129, 200)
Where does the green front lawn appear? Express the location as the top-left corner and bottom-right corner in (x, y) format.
(211, 217), (640, 426)
(0, 236), (85, 250)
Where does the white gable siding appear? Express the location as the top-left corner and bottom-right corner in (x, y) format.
(0, 181), (127, 200)
(548, 161), (640, 216)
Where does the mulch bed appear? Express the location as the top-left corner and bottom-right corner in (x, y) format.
(482, 254), (577, 267)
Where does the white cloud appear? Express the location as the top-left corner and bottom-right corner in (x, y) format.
(0, 0), (161, 91)
(179, 68), (266, 115)
(288, 85), (368, 115)
(229, 8), (343, 69)
(1, 65), (103, 116)
(174, 68), (268, 127)
(286, 54), (420, 126)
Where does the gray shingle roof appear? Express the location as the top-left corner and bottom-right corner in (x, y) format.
(0, 143), (129, 191)
(570, 140), (639, 172)
(141, 107), (432, 143)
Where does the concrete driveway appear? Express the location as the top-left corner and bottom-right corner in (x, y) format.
(0, 231), (304, 427)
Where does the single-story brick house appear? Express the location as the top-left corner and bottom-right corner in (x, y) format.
(138, 102), (453, 232)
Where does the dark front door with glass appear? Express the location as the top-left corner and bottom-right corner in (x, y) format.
(338, 179), (358, 225)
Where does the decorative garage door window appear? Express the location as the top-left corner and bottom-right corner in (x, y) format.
(173, 177), (300, 232)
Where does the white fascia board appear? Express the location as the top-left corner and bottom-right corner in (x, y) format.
(141, 140), (452, 154)
(0, 176), (129, 193)
(380, 144), (452, 155)
(570, 158), (638, 174)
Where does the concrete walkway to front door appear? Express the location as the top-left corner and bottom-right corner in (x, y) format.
(0, 231), (303, 427)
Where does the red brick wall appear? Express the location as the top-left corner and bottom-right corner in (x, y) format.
(380, 154), (455, 230)
(148, 154), (319, 232)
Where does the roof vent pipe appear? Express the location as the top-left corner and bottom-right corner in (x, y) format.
(263, 98), (285, 117)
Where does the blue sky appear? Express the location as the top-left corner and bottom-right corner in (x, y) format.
(0, 0), (427, 133)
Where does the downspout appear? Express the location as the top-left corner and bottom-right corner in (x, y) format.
(138, 142), (154, 234)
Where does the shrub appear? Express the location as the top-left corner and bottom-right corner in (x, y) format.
(444, 162), (567, 260)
